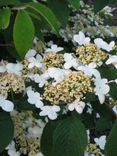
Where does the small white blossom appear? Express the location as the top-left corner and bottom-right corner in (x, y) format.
(6, 141), (20, 156)
(94, 38), (115, 52)
(28, 54), (43, 69)
(6, 63), (23, 76)
(94, 78), (110, 104)
(25, 49), (37, 59)
(112, 106), (117, 114)
(34, 73), (50, 87)
(73, 31), (90, 45)
(0, 61), (6, 73)
(27, 90), (44, 108)
(77, 64), (101, 78)
(0, 95), (14, 112)
(28, 126), (43, 138)
(40, 105), (60, 120)
(64, 53), (78, 69)
(106, 55), (117, 68)
(47, 67), (69, 85)
(36, 152), (44, 156)
(45, 44), (63, 53)
(94, 135), (106, 150)
(68, 99), (85, 114)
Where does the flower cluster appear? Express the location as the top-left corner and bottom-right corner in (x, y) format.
(60, 1), (117, 41)
(0, 30), (117, 156)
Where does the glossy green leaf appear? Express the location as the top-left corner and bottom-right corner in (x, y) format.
(47, 0), (70, 27)
(105, 119), (117, 156)
(0, 0), (20, 6)
(0, 8), (11, 30)
(13, 10), (35, 59)
(91, 101), (113, 120)
(96, 117), (111, 132)
(53, 116), (88, 156)
(68, 0), (80, 10)
(27, 2), (60, 34)
(41, 120), (61, 156)
(0, 112), (14, 152)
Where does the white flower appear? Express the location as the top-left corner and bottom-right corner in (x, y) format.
(6, 63), (23, 75)
(8, 150), (20, 156)
(115, 79), (117, 84)
(68, 99), (85, 114)
(64, 53), (78, 69)
(6, 141), (20, 156)
(28, 126), (43, 138)
(94, 78), (110, 104)
(28, 54), (43, 69)
(112, 106), (117, 114)
(47, 67), (69, 85)
(94, 38), (115, 52)
(0, 95), (14, 112)
(27, 90), (44, 108)
(34, 73), (50, 87)
(40, 105), (60, 120)
(94, 135), (106, 150)
(25, 49), (37, 59)
(73, 31), (90, 45)
(106, 55), (117, 68)
(35, 152), (44, 156)
(45, 44), (63, 53)
(77, 64), (101, 78)
(0, 61), (6, 73)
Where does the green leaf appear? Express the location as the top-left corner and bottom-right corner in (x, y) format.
(91, 101), (113, 120)
(53, 116), (88, 156)
(13, 10), (35, 59)
(27, 2), (61, 34)
(94, 0), (109, 13)
(0, 8), (11, 30)
(0, 0), (20, 6)
(0, 112), (14, 152)
(99, 67), (117, 81)
(105, 119), (117, 156)
(109, 83), (117, 100)
(96, 117), (111, 132)
(68, 0), (80, 10)
(47, 0), (70, 27)
(15, 97), (36, 111)
(41, 120), (61, 156)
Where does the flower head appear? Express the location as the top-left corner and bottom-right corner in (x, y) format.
(6, 63), (23, 76)
(28, 54), (43, 69)
(94, 135), (106, 150)
(64, 53), (78, 69)
(40, 105), (60, 120)
(0, 95), (14, 112)
(45, 44), (63, 53)
(73, 31), (90, 45)
(106, 55), (117, 68)
(94, 38), (115, 52)
(94, 78), (110, 104)
(27, 90), (44, 108)
(68, 99), (85, 114)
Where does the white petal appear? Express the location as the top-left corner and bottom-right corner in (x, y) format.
(64, 62), (72, 69)
(48, 111), (57, 120)
(25, 49), (37, 58)
(52, 105), (60, 112)
(35, 100), (44, 108)
(68, 104), (75, 111)
(1, 100), (14, 112)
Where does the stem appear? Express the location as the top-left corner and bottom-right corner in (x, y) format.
(0, 43), (13, 47)
(12, 6), (27, 10)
